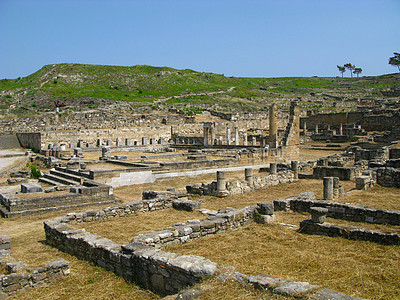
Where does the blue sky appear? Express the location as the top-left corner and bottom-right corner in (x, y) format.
(1, 0), (399, 79)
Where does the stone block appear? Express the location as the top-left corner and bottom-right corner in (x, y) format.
(0, 235), (11, 250)
(6, 261), (27, 273)
(257, 203), (274, 215)
(172, 200), (201, 212)
(21, 183), (43, 193)
(272, 281), (318, 296)
(273, 199), (290, 211)
(310, 207), (328, 224)
(176, 289), (203, 299)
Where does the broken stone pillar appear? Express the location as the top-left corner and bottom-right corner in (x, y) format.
(310, 207), (328, 224)
(226, 128), (231, 146)
(291, 160), (299, 179)
(303, 121), (307, 135)
(243, 133), (248, 146)
(150, 138), (155, 145)
(269, 103), (278, 148)
(216, 171), (226, 193)
(234, 127), (239, 146)
(97, 139), (103, 147)
(339, 123), (343, 135)
(333, 177), (340, 198)
(159, 138), (165, 145)
(106, 140), (112, 146)
(218, 136), (223, 145)
(245, 168), (253, 186)
(255, 203), (276, 224)
(356, 176), (370, 190)
(142, 137), (147, 146)
(101, 146), (111, 159)
(78, 140), (84, 148)
(203, 124), (209, 146)
(315, 124), (319, 134)
(252, 136), (257, 146)
(270, 163), (277, 175)
(116, 137), (122, 147)
(210, 127), (216, 146)
(74, 147), (83, 157)
(323, 177), (334, 200)
(126, 138), (132, 146)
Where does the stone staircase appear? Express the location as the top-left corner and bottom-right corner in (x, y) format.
(39, 168), (82, 186)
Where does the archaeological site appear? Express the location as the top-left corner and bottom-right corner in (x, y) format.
(0, 64), (399, 299)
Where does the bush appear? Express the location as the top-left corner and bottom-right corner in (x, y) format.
(26, 163), (41, 179)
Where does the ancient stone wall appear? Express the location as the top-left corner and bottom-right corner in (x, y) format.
(274, 195), (400, 225)
(300, 219), (400, 245)
(0, 182), (117, 218)
(376, 167), (400, 188)
(0, 258), (70, 296)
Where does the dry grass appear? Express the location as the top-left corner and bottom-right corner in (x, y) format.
(166, 221), (400, 300)
(339, 185), (400, 210)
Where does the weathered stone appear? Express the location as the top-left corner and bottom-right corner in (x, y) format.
(6, 261), (27, 273)
(323, 177), (334, 200)
(310, 207), (328, 224)
(0, 235), (11, 250)
(21, 183), (43, 193)
(273, 281), (318, 296)
(257, 203), (274, 215)
(175, 289), (203, 300)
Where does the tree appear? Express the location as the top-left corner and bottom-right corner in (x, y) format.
(344, 63), (355, 77)
(353, 67), (362, 77)
(388, 52), (400, 72)
(337, 65), (346, 77)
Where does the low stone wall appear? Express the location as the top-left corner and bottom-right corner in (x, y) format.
(43, 191), (254, 295)
(300, 220), (400, 245)
(186, 170), (295, 197)
(274, 195), (400, 225)
(313, 166), (358, 180)
(0, 182), (118, 218)
(43, 190), (361, 299)
(160, 158), (237, 170)
(0, 251), (69, 296)
(376, 167), (400, 188)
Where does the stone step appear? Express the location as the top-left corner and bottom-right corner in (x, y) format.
(39, 177), (66, 186)
(50, 169), (82, 182)
(41, 174), (79, 186)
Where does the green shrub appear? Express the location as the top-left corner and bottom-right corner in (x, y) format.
(26, 163), (41, 179)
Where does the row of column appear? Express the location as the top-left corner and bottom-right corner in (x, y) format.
(216, 161), (299, 193)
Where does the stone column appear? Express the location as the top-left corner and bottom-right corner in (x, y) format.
(252, 136), (256, 146)
(126, 138), (132, 146)
(210, 127), (216, 146)
(339, 123), (343, 135)
(333, 177), (340, 198)
(323, 177), (334, 200)
(216, 171), (226, 193)
(270, 163), (277, 175)
(106, 140), (112, 146)
(245, 168), (253, 186)
(159, 138), (165, 145)
(304, 122), (307, 135)
(310, 207), (328, 223)
(101, 146), (111, 159)
(150, 138), (155, 145)
(97, 139), (103, 147)
(234, 127), (239, 146)
(291, 160), (299, 179)
(142, 137), (147, 146)
(226, 128), (231, 146)
(116, 137), (122, 147)
(78, 140), (84, 148)
(269, 103), (278, 148)
(315, 124), (319, 134)
(203, 125), (209, 146)
(243, 133), (247, 146)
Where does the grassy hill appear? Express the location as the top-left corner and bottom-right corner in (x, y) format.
(0, 63), (399, 117)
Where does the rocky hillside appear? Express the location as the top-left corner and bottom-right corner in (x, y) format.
(0, 63), (399, 118)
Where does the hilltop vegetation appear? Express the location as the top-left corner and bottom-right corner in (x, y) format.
(0, 63), (399, 117)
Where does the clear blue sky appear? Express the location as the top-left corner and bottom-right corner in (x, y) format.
(1, 0), (399, 79)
